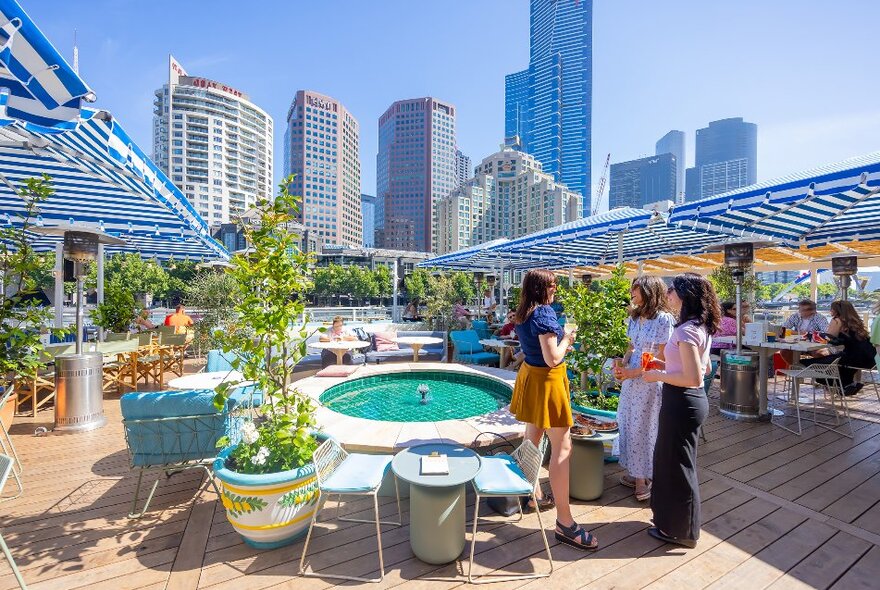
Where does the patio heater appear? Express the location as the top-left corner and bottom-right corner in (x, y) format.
(831, 255), (857, 301)
(581, 273), (593, 287)
(33, 226), (124, 433)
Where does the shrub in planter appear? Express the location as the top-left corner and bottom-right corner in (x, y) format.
(212, 177), (321, 548)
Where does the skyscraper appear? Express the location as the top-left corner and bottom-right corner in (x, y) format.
(376, 97), (457, 252)
(505, 0), (592, 214)
(153, 55), (273, 227)
(656, 130), (685, 203)
(284, 91), (362, 247)
(455, 149), (471, 189)
(685, 117), (758, 201)
(361, 193), (375, 248)
(608, 153), (677, 210)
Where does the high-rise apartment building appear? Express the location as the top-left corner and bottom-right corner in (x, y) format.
(360, 193), (375, 248)
(376, 97), (457, 252)
(685, 117), (757, 201)
(608, 153), (677, 210)
(455, 149), (471, 189)
(284, 91), (361, 246)
(505, 0), (592, 214)
(656, 130), (685, 203)
(438, 143), (581, 254)
(153, 56), (273, 227)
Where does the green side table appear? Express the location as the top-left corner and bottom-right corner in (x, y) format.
(570, 431), (618, 501)
(391, 443), (481, 564)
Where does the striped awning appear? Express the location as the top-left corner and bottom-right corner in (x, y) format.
(668, 152), (880, 248)
(0, 107), (228, 259)
(0, 0), (95, 129)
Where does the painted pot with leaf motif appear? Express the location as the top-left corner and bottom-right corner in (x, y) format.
(213, 445), (320, 549)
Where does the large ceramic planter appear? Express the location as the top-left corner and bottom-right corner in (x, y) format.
(0, 387), (17, 432)
(213, 446), (320, 549)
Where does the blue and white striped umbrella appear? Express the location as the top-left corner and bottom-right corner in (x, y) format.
(0, 0), (95, 129)
(668, 152), (880, 248)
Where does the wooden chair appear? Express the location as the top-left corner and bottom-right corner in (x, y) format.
(104, 332), (131, 342)
(158, 333), (188, 380)
(15, 343), (74, 417)
(98, 340), (140, 395)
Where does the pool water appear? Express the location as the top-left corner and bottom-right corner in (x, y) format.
(319, 371), (512, 422)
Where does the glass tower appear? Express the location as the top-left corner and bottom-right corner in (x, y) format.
(685, 117), (758, 201)
(505, 0), (592, 215)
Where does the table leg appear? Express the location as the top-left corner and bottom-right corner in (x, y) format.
(411, 343), (422, 362)
(334, 349), (345, 365)
(758, 347), (770, 421)
(408, 483), (466, 564)
(569, 438), (605, 501)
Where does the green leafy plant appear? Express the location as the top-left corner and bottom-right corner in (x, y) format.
(185, 270), (237, 351)
(557, 265), (631, 392)
(571, 389), (619, 412)
(708, 265), (761, 304)
(0, 176), (66, 391)
(92, 283), (138, 333)
(214, 176), (318, 475)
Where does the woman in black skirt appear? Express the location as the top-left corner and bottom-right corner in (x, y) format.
(642, 273), (720, 548)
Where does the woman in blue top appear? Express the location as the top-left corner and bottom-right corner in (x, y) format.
(511, 269), (598, 551)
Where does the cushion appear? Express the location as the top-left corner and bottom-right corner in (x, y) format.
(316, 365), (359, 378)
(473, 454), (532, 495)
(458, 351), (500, 365)
(321, 453), (393, 493)
(373, 330), (399, 352)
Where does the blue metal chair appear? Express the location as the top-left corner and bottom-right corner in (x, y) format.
(467, 439), (553, 583)
(206, 349), (240, 373)
(0, 454), (27, 588)
(449, 331), (500, 366)
(471, 320), (491, 339)
(299, 438), (401, 583)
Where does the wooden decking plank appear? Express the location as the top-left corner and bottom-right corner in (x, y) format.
(851, 497), (880, 536)
(18, 546), (177, 590)
(165, 490), (217, 589)
(786, 449), (880, 515)
(829, 544), (880, 590)
(764, 530), (872, 589)
(822, 472), (880, 525)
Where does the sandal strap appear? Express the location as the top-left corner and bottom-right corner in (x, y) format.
(556, 521), (593, 545)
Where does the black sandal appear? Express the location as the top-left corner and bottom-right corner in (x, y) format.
(555, 520), (599, 551)
(522, 493), (555, 514)
(647, 527), (696, 548)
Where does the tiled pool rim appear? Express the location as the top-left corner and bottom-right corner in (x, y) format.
(296, 362), (524, 453)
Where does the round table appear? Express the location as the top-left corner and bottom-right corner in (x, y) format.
(308, 340), (371, 365)
(395, 336), (444, 362)
(570, 430), (619, 501)
(167, 370), (246, 390)
(479, 338), (519, 368)
(391, 443), (481, 564)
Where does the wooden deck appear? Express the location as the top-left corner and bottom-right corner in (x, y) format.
(1, 377), (879, 590)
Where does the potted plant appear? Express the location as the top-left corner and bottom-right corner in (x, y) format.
(211, 177), (323, 549)
(0, 176), (65, 424)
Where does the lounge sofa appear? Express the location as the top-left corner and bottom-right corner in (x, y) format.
(365, 330), (448, 364)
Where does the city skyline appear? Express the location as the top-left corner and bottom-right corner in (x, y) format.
(24, 0), (880, 215)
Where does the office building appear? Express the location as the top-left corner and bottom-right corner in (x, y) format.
(656, 130), (685, 203)
(376, 97), (457, 252)
(361, 193), (376, 248)
(437, 142), (581, 254)
(685, 117), (758, 201)
(505, 0), (592, 214)
(284, 91), (362, 247)
(608, 153), (677, 210)
(455, 149), (471, 189)
(153, 55), (273, 227)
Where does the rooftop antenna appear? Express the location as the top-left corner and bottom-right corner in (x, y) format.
(73, 29), (79, 74)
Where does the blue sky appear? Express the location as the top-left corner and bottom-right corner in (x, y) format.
(24, 0), (880, 207)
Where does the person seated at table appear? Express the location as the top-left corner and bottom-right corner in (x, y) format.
(166, 304), (194, 335)
(780, 299), (829, 365)
(801, 300), (875, 395)
(494, 311), (518, 338)
(319, 316), (358, 367)
(403, 299), (423, 322)
(134, 309), (157, 332)
(453, 299), (473, 330)
(482, 289), (498, 323)
(710, 301), (750, 355)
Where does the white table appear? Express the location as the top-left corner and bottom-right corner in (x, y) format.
(395, 336), (444, 362)
(479, 338), (519, 368)
(308, 340), (371, 365)
(168, 370), (246, 390)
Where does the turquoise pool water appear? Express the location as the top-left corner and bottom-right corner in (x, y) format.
(319, 371), (512, 422)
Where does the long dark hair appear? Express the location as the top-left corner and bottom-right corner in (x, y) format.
(830, 300), (869, 340)
(514, 269), (556, 324)
(630, 276), (668, 320)
(670, 273), (721, 335)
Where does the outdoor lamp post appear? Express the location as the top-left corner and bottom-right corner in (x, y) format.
(722, 242), (754, 355)
(831, 255), (857, 301)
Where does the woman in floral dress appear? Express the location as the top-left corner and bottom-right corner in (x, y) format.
(613, 276), (674, 502)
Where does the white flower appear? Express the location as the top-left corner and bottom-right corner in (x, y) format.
(251, 446), (270, 466)
(241, 422), (259, 445)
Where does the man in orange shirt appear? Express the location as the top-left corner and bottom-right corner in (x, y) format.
(167, 304), (194, 334)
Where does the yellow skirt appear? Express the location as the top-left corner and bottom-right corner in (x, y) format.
(510, 362), (572, 429)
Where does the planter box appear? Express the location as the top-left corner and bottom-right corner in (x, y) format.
(1, 389), (16, 432)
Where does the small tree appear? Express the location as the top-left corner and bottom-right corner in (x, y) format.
(404, 268), (431, 302)
(185, 270), (237, 351)
(92, 283), (138, 333)
(708, 265), (761, 304)
(214, 176), (318, 474)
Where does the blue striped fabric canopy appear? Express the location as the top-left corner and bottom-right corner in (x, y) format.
(668, 152), (880, 248)
(419, 237), (574, 270)
(0, 0), (95, 129)
(0, 107), (228, 259)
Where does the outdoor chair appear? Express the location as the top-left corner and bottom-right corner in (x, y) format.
(0, 390), (23, 502)
(467, 438), (552, 583)
(205, 349), (243, 373)
(0, 454), (27, 588)
(98, 339), (140, 395)
(773, 358), (853, 438)
(471, 319), (491, 340)
(852, 360), (880, 404)
(104, 331), (131, 342)
(449, 331), (500, 366)
(157, 325), (177, 338)
(299, 438), (401, 583)
(158, 333), (188, 379)
(136, 331), (153, 348)
(15, 343), (73, 417)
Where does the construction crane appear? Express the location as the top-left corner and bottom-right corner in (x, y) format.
(592, 153), (611, 216)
